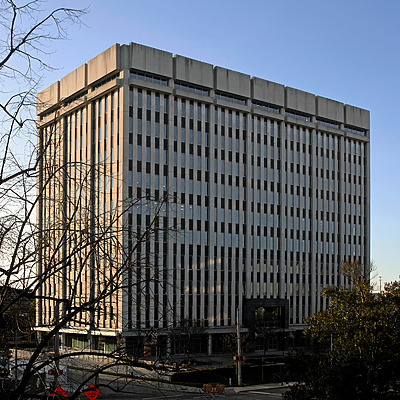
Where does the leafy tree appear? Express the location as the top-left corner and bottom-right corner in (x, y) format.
(284, 262), (400, 400)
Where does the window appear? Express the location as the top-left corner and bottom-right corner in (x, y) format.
(285, 110), (311, 122)
(146, 173), (151, 188)
(253, 102), (280, 114)
(155, 95), (160, 112)
(316, 119), (339, 129)
(137, 90), (142, 108)
(130, 70), (168, 86)
(91, 72), (120, 91)
(175, 82), (209, 96)
(344, 126), (366, 136)
(215, 92), (246, 105)
(147, 93), (151, 110)
(181, 178), (185, 193)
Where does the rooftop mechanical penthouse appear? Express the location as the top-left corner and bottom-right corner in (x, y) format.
(36, 42), (370, 354)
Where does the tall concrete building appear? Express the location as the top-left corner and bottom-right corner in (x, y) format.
(36, 42), (370, 354)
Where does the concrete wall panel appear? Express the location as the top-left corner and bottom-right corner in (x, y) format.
(251, 77), (284, 106)
(316, 96), (344, 122)
(37, 81), (59, 114)
(173, 55), (213, 88)
(88, 44), (119, 85)
(214, 67), (250, 98)
(128, 42), (172, 78)
(60, 64), (87, 100)
(344, 105), (370, 130)
(285, 87), (315, 115)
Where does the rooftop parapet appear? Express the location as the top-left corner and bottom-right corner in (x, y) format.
(37, 81), (59, 115)
(37, 42), (370, 132)
(316, 96), (344, 123)
(285, 86), (315, 115)
(173, 55), (213, 88)
(123, 42), (172, 78)
(251, 77), (284, 107)
(344, 105), (370, 130)
(214, 66), (250, 98)
(60, 64), (87, 101)
(87, 44), (120, 86)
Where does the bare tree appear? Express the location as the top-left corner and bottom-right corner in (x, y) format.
(168, 319), (207, 364)
(0, 2), (178, 399)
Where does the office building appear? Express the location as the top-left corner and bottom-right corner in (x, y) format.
(36, 42), (370, 354)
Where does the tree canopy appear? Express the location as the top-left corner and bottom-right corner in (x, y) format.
(284, 262), (400, 400)
(0, 2), (170, 399)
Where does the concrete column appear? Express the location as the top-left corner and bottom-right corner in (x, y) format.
(339, 135), (345, 286)
(279, 121), (286, 299)
(209, 102), (215, 328)
(208, 333), (212, 355)
(364, 140), (371, 274)
(310, 128), (317, 315)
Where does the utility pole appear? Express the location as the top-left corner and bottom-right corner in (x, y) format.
(236, 308), (242, 386)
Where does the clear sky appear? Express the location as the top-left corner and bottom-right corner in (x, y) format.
(39, 0), (400, 285)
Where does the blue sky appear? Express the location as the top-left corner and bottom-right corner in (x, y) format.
(40, 0), (399, 284)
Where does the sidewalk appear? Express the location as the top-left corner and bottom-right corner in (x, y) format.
(229, 382), (292, 393)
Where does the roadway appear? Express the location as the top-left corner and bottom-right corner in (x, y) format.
(48, 362), (289, 399)
(95, 377), (288, 399)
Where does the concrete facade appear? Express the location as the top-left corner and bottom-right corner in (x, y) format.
(37, 42), (370, 353)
